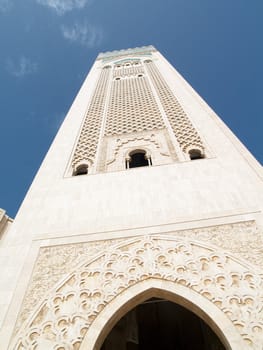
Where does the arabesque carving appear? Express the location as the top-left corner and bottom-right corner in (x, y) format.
(13, 234), (263, 349)
(171, 220), (263, 268)
(14, 239), (124, 334)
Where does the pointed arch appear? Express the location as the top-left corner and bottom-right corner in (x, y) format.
(79, 278), (242, 350)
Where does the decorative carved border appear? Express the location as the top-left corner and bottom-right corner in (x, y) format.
(13, 227), (263, 349)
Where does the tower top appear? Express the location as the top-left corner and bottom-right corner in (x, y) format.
(97, 45), (156, 60)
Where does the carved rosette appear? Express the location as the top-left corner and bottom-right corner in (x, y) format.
(13, 233), (263, 350)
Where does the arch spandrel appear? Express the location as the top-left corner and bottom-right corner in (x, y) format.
(12, 235), (263, 350)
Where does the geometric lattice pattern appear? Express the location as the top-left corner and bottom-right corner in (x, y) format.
(145, 60), (205, 153)
(104, 60), (165, 136)
(71, 67), (111, 168)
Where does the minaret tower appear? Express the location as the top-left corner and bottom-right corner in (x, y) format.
(1, 46), (263, 350)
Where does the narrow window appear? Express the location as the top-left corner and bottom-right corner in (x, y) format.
(127, 150), (151, 169)
(189, 149), (204, 160)
(74, 164), (88, 176)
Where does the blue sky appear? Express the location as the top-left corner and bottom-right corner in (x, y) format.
(0, 0), (262, 218)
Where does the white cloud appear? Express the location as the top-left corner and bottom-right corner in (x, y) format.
(0, 0), (12, 13)
(36, 0), (90, 15)
(6, 56), (38, 78)
(61, 22), (102, 47)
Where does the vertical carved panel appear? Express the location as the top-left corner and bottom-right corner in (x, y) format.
(104, 61), (165, 136)
(145, 60), (205, 154)
(71, 66), (111, 169)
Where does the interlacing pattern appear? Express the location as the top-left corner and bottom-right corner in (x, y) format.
(71, 67), (111, 169)
(105, 61), (165, 136)
(14, 236), (263, 349)
(145, 60), (205, 153)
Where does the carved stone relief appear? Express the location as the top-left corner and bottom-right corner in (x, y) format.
(13, 225), (263, 350)
(145, 60), (205, 155)
(170, 221), (263, 268)
(105, 69), (164, 138)
(71, 67), (111, 172)
(98, 129), (176, 172)
(14, 239), (124, 335)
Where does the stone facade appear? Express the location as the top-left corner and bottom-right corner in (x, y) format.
(0, 46), (263, 349)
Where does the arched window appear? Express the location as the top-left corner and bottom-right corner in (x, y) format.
(74, 164), (88, 176)
(189, 149), (204, 160)
(126, 150), (152, 169)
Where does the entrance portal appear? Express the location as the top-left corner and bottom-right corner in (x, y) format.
(101, 298), (226, 350)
